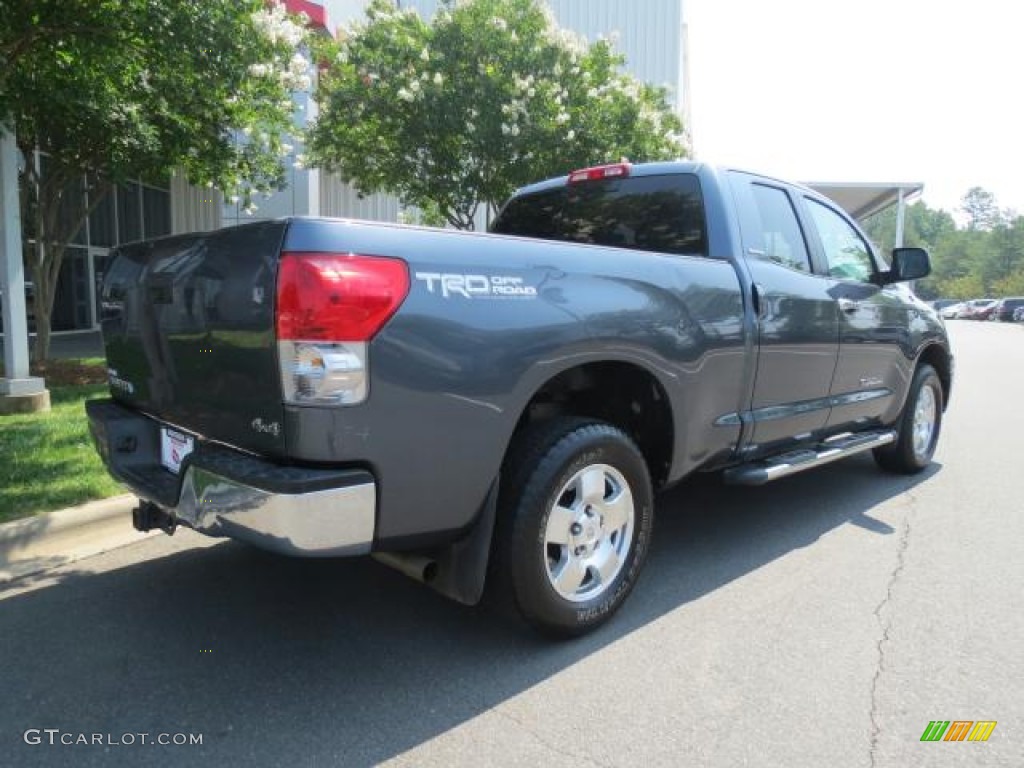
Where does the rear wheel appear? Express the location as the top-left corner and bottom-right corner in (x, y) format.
(496, 418), (654, 637)
(874, 363), (943, 473)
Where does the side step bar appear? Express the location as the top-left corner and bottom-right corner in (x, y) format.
(723, 430), (896, 486)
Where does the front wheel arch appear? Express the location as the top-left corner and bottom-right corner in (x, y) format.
(874, 362), (943, 474)
(915, 343), (952, 411)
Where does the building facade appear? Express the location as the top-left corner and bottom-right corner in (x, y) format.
(397, 0), (690, 124)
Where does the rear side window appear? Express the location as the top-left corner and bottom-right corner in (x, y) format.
(492, 174), (708, 258)
(749, 184), (811, 273)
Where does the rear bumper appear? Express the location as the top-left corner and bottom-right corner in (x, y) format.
(86, 399), (376, 557)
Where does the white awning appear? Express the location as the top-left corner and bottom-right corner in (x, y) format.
(804, 181), (924, 221)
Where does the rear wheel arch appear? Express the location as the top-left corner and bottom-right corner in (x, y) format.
(504, 361), (675, 490)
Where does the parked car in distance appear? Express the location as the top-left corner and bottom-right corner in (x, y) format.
(940, 301), (966, 319)
(931, 299), (959, 312)
(990, 297), (1024, 322)
(960, 298), (997, 320)
(1013, 306), (1024, 322)
(971, 300), (998, 321)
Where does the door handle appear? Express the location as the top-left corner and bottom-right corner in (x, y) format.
(838, 297), (858, 314)
(751, 282), (766, 318)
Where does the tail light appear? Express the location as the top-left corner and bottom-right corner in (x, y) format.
(276, 252), (409, 406)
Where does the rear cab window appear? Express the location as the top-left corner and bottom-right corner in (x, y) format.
(492, 173), (708, 258)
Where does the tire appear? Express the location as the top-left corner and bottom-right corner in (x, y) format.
(873, 363), (943, 474)
(495, 417), (654, 637)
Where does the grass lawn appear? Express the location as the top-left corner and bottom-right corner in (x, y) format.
(1, 360), (124, 524)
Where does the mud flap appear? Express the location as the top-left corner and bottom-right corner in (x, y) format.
(427, 478), (499, 606)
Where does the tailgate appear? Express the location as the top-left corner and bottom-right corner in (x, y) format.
(99, 220), (289, 457)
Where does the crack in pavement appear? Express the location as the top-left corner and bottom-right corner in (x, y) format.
(868, 490), (916, 768)
(494, 708), (611, 768)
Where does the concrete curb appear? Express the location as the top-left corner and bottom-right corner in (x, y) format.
(0, 494), (157, 584)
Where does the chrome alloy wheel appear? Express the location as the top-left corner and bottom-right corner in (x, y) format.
(912, 383), (938, 459)
(543, 463), (635, 603)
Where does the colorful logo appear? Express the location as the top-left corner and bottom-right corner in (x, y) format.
(920, 721), (997, 742)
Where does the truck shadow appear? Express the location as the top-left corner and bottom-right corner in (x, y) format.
(2, 455), (937, 766)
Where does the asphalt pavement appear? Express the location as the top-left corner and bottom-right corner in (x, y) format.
(1, 320), (1021, 767)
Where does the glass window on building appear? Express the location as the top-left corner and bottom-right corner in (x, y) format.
(51, 247), (92, 332)
(58, 182), (88, 246)
(87, 175), (116, 247)
(143, 186), (171, 238)
(37, 155), (88, 246)
(18, 159), (172, 332)
(118, 182), (143, 244)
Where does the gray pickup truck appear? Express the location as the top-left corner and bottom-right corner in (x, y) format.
(87, 161), (952, 636)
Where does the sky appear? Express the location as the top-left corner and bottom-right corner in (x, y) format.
(686, 0), (1024, 217)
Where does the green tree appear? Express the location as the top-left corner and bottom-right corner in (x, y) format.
(863, 188), (1024, 299)
(308, 0), (686, 229)
(941, 273), (986, 301)
(928, 230), (971, 280)
(0, 0), (309, 359)
(862, 201), (955, 253)
(0, 0), (116, 83)
(912, 204), (957, 249)
(991, 268), (1024, 297)
(960, 186), (1002, 231)
(986, 217), (1024, 283)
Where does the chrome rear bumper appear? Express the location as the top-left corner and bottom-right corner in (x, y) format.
(174, 464), (375, 556)
(86, 399), (376, 557)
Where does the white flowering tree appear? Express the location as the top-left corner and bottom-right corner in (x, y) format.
(0, 0), (309, 360)
(309, 0), (686, 230)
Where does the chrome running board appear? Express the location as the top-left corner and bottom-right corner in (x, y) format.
(723, 430), (897, 486)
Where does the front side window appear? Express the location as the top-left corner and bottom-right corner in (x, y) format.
(805, 198), (875, 282)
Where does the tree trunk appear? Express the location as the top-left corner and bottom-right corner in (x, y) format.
(28, 245), (56, 362)
(31, 295), (51, 363)
(28, 191), (66, 362)
(20, 154), (110, 362)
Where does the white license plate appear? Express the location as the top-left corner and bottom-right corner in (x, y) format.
(160, 427), (194, 475)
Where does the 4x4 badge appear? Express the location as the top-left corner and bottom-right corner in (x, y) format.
(250, 418), (280, 437)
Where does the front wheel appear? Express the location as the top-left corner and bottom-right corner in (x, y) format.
(497, 418), (654, 637)
(874, 363), (943, 473)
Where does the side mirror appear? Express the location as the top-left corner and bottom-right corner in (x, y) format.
(885, 247), (931, 283)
